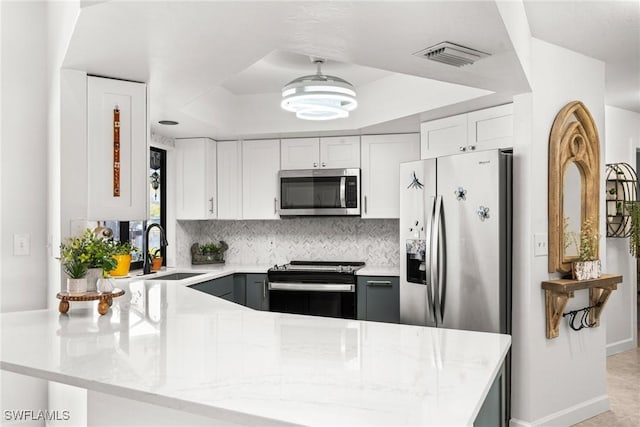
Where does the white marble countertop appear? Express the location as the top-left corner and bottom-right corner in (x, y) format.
(1, 281), (510, 426)
(114, 264), (270, 287)
(128, 264), (401, 283)
(355, 265), (400, 277)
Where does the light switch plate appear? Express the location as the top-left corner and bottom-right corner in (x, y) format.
(534, 233), (548, 257)
(13, 234), (30, 256)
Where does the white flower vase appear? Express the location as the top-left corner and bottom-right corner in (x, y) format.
(572, 260), (601, 280)
(67, 277), (87, 295)
(97, 277), (115, 293)
(86, 268), (103, 292)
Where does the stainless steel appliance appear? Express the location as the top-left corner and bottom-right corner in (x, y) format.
(399, 149), (512, 426)
(267, 261), (365, 318)
(278, 168), (360, 216)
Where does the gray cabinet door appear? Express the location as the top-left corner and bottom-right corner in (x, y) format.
(189, 275), (234, 302)
(233, 274), (246, 305)
(357, 276), (400, 323)
(245, 274), (269, 310)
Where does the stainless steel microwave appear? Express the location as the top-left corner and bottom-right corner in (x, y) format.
(278, 168), (360, 216)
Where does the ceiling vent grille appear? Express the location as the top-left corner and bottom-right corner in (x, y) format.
(414, 42), (490, 67)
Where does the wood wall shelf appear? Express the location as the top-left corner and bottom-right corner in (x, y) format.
(541, 274), (622, 339)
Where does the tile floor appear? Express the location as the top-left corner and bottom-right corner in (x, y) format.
(573, 304), (639, 426)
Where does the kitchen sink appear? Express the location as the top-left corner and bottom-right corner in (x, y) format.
(150, 272), (206, 281)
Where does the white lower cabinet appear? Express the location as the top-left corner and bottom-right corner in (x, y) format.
(175, 138), (217, 220)
(87, 76), (147, 220)
(361, 134), (420, 218)
(217, 140), (242, 219)
(242, 139), (280, 219)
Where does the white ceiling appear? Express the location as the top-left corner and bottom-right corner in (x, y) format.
(524, 0), (640, 113)
(62, 1), (638, 141)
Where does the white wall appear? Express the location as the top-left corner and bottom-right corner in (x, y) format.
(604, 105), (640, 355)
(1, 1), (50, 424)
(510, 39), (608, 426)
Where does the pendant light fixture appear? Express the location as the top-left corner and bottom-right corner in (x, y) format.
(281, 58), (357, 121)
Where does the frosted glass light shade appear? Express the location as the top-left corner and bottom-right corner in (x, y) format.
(281, 64), (357, 121)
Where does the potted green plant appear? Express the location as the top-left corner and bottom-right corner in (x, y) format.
(71, 229), (118, 291)
(109, 240), (139, 277)
(190, 241), (228, 264)
(625, 202), (640, 257)
(59, 237), (90, 295)
(571, 218), (601, 280)
(149, 248), (163, 271)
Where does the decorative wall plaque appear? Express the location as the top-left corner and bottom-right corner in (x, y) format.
(113, 106), (120, 197)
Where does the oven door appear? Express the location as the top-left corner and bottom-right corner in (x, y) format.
(268, 282), (356, 319)
(278, 168), (360, 216)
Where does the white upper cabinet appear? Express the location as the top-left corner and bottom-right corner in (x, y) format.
(242, 139), (280, 220)
(217, 140), (242, 219)
(87, 76), (147, 220)
(420, 114), (467, 159)
(319, 136), (360, 168)
(280, 136), (360, 170)
(361, 134), (420, 218)
(281, 138), (320, 169)
(420, 104), (513, 159)
(466, 103), (513, 149)
(175, 138), (217, 220)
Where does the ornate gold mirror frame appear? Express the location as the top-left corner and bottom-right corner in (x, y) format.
(548, 101), (600, 274)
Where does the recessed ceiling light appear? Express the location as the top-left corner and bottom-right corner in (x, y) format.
(158, 120), (179, 125)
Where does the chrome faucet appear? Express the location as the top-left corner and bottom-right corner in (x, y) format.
(143, 223), (168, 275)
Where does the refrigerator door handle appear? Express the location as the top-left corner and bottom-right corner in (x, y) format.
(430, 195), (445, 326)
(425, 195), (437, 326)
(437, 196), (447, 325)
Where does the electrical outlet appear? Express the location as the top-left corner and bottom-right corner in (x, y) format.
(13, 234), (30, 256)
(534, 233), (548, 257)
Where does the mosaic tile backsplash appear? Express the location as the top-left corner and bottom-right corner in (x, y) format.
(176, 218), (400, 267)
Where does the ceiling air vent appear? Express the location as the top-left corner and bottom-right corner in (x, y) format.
(414, 42), (490, 67)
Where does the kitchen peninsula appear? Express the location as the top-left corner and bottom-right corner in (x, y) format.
(1, 277), (510, 426)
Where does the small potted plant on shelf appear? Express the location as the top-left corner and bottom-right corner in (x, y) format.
(109, 240), (139, 277)
(571, 218), (601, 280)
(149, 248), (163, 271)
(190, 241), (228, 264)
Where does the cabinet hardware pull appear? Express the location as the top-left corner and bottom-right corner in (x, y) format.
(364, 196), (367, 214)
(469, 145), (476, 151)
(321, 162), (326, 167)
(459, 146), (467, 152)
(367, 280), (392, 286)
(274, 198), (277, 214)
(313, 162), (318, 167)
(209, 197), (214, 213)
(263, 280), (267, 299)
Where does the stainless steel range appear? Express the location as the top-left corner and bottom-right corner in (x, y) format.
(267, 261), (365, 319)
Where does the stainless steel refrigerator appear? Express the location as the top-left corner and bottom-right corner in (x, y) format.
(399, 149), (512, 425)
